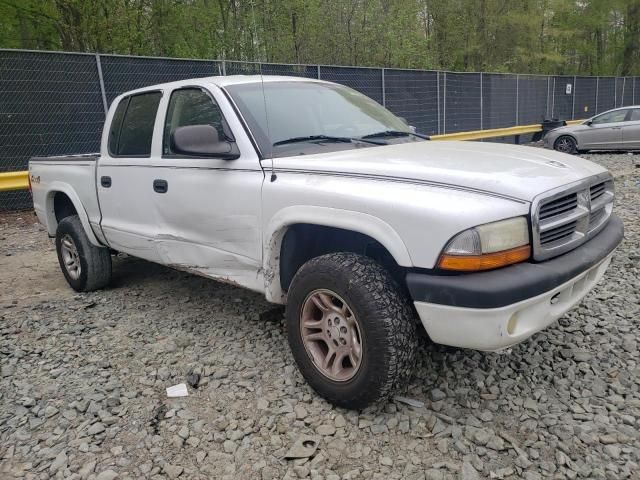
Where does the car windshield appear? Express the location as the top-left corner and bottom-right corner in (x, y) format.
(225, 81), (418, 157)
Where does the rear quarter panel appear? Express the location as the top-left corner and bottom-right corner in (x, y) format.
(29, 156), (105, 245)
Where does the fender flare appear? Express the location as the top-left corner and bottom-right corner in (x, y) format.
(44, 182), (102, 247)
(263, 205), (413, 303)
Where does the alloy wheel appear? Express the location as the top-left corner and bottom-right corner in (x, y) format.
(60, 234), (81, 280)
(299, 289), (363, 382)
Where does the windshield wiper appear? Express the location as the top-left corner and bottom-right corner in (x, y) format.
(361, 130), (429, 140)
(273, 135), (384, 146)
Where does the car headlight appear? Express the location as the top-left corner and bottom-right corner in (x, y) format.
(437, 216), (531, 271)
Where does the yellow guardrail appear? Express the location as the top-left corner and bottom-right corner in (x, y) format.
(430, 123), (543, 141)
(0, 171), (29, 192)
(431, 119), (587, 142)
(0, 119), (588, 193)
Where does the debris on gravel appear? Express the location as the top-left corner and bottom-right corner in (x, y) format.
(1, 152), (639, 479)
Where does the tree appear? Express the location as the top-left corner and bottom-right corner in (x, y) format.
(0, 0), (637, 75)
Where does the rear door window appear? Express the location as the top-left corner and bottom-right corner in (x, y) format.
(111, 92), (162, 156)
(108, 98), (128, 155)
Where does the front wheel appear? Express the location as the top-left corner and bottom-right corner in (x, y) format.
(286, 253), (418, 409)
(554, 135), (578, 154)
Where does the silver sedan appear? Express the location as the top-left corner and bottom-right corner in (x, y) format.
(544, 106), (640, 153)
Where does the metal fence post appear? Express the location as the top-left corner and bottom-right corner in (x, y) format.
(634, 77), (636, 104)
(479, 72), (483, 130)
(221, 59), (226, 76)
(437, 71), (441, 135)
(381, 68), (386, 107)
(515, 74), (519, 125)
(551, 77), (556, 118)
(443, 72), (447, 134)
(95, 54), (108, 114)
(621, 77), (626, 106)
(614, 77), (617, 107)
(571, 75), (576, 119)
(317, 65), (321, 80)
(546, 76), (551, 119)
(595, 77), (599, 113)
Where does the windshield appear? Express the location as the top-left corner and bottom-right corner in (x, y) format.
(225, 81), (414, 157)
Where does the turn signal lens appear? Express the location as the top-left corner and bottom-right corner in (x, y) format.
(437, 217), (531, 271)
(437, 245), (531, 271)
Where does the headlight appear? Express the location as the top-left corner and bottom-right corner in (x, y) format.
(437, 217), (531, 271)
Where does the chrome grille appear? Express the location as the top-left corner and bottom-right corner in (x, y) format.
(588, 207), (608, 232)
(532, 174), (614, 261)
(540, 220), (577, 245)
(538, 192), (578, 221)
(590, 182), (606, 201)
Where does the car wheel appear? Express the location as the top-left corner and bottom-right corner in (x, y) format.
(55, 215), (112, 292)
(285, 252), (418, 409)
(554, 135), (577, 154)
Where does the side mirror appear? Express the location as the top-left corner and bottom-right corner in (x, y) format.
(584, 120), (592, 126)
(398, 116), (417, 133)
(171, 125), (239, 159)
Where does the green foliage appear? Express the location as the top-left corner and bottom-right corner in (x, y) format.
(0, 0), (638, 75)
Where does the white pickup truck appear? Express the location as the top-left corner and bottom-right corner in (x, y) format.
(29, 75), (623, 409)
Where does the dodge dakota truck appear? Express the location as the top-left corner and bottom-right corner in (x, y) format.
(29, 75), (624, 409)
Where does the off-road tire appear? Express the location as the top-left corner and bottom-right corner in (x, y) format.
(286, 252), (418, 409)
(55, 215), (112, 292)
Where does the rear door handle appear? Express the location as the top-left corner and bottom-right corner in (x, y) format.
(100, 176), (111, 188)
(153, 179), (168, 193)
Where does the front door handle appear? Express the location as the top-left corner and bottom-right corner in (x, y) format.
(153, 179), (168, 193)
(100, 176), (111, 188)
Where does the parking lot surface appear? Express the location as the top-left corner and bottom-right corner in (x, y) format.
(1, 153), (639, 480)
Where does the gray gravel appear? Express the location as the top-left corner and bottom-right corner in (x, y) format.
(1, 152), (639, 479)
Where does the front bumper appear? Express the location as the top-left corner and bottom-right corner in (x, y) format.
(407, 214), (624, 351)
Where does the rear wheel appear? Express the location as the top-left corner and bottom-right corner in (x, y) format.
(286, 252), (418, 409)
(554, 135), (577, 154)
(55, 215), (112, 292)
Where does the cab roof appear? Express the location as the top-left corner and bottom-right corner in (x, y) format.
(115, 75), (329, 101)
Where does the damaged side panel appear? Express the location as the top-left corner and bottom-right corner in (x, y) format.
(156, 238), (264, 293)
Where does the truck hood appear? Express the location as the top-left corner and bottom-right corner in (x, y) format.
(272, 141), (608, 202)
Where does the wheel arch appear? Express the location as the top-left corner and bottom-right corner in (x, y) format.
(44, 184), (101, 246)
(263, 206), (413, 303)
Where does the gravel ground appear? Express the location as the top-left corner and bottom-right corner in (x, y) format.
(1, 152), (639, 480)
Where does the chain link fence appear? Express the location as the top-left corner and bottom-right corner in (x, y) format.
(1, 48), (638, 210)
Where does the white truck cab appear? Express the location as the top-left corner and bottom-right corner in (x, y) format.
(29, 76), (623, 409)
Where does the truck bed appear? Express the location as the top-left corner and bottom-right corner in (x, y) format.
(29, 153), (103, 244)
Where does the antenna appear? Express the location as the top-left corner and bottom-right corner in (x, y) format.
(249, 0), (276, 182)
(260, 66), (276, 182)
